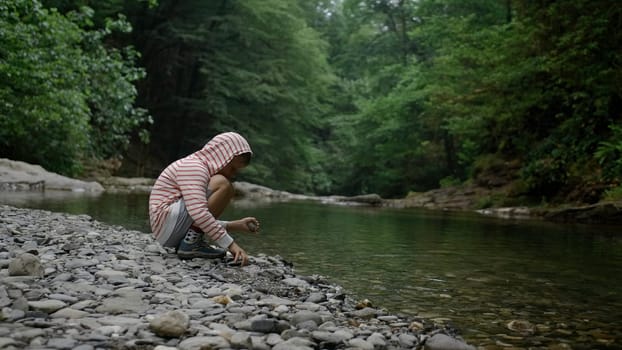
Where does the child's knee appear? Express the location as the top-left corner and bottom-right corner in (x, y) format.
(209, 174), (234, 196)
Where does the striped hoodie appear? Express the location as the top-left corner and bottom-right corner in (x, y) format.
(149, 132), (252, 248)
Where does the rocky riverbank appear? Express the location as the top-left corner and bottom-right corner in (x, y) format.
(0, 205), (475, 350)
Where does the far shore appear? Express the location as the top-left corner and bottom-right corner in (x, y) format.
(1, 157), (621, 225)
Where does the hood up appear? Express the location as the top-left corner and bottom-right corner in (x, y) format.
(193, 132), (252, 174)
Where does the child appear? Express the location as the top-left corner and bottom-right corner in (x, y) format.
(149, 132), (260, 265)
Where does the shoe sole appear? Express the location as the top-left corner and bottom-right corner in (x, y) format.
(177, 251), (226, 260)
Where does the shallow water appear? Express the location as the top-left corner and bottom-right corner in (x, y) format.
(2, 191), (621, 348)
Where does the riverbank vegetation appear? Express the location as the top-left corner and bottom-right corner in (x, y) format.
(1, 0), (620, 206)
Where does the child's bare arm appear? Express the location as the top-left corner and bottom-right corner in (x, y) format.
(226, 217), (260, 233)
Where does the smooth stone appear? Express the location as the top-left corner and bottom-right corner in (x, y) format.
(207, 322), (235, 338)
(48, 293), (79, 303)
(28, 300), (67, 313)
(255, 296), (296, 306)
(47, 337), (77, 349)
(377, 315), (398, 322)
(61, 282), (98, 296)
(273, 336), (316, 350)
(97, 316), (142, 325)
(230, 331), (252, 349)
(78, 318), (102, 330)
(11, 297), (30, 311)
(351, 307), (377, 319)
(291, 310), (322, 326)
(266, 333), (283, 345)
(95, 292), (149, 314)
(282, 329), (310, 340)
(399, 333), (418, 347)
(312, 329), (354, 344)
(367, 332), (387, 347)
(424, 334), (476, 350)
(149, 275), (168, 284)
(52, 272), (73, 282)
(251, 318), (278, 333)
(0, 260), (10, 269)
(282, 278), (310, 289)
(50, 307), (90, 319)
(348, 337), (375, 350)
(178, 336), (230, 350)
(318, 321), (337, 331)
(96, 325), (124, 336)
(296, 302), (322, 312)
(305, 292), (326, 303)
(12, 328), (46, 341)
(250, 335), (270, 350)
(0, 338), (21, 348)
(149, 310), (190, 338)
(72, 345), (94, 350)
(8, 253), (44, 277)
(193, 297), (224, 311)
(274, 304), (289, 313)
(70, 300), (97, 310)
(296, 320), (318, 330)
(64, 259), (98, 269)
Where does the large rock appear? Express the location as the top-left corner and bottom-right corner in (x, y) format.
(234, 181), (384, 207)
(149, 310), (190, 338)
(8, 253), (44, 277)
(0, 158), (103, 192)
(96, 176), (154, 193)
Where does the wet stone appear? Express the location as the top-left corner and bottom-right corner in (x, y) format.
(424, 333), (476, 350)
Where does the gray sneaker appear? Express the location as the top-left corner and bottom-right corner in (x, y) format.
(177, 239), (226, 259)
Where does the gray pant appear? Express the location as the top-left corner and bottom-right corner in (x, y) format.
(156, 190), (227, 248)
(156, 198), (195, 248)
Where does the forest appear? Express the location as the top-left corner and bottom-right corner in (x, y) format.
(1, 0), (621, 205)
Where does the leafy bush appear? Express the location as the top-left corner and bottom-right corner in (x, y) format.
(602, 185), (622, 201)
(439, 176), (461, 188)
(0, 0), (149, 175)
(595, 124), (622, 181)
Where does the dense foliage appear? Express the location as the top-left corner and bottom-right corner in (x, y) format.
(2, 0), (620, 203)
(315, 0), (621, 201)
(0, 0), (150, 175)
(123, 0), (335, 191)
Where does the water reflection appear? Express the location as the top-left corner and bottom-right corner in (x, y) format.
(1, 191), (150, 231)
(1, 192), (621, 348)
(227, 201), (622, 348)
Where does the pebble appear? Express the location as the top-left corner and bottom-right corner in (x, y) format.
(0, 205), (475, 349)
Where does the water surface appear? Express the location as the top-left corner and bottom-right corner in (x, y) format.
(2, 191), (621, 348)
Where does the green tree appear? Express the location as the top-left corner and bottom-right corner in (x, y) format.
(321, 0), (620, 202)
(511, 1), (621, 199)
(312, 0), (508, 196)
(0, 0), (149, 175)
(120, 0), (334, 193)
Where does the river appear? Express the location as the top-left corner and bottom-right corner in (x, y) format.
(1, 190), (621, 349)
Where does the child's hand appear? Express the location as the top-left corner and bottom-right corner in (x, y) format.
(242, 217), (260, 232)
(228, 242), (249, 266)
(229, 217), (260, 233)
